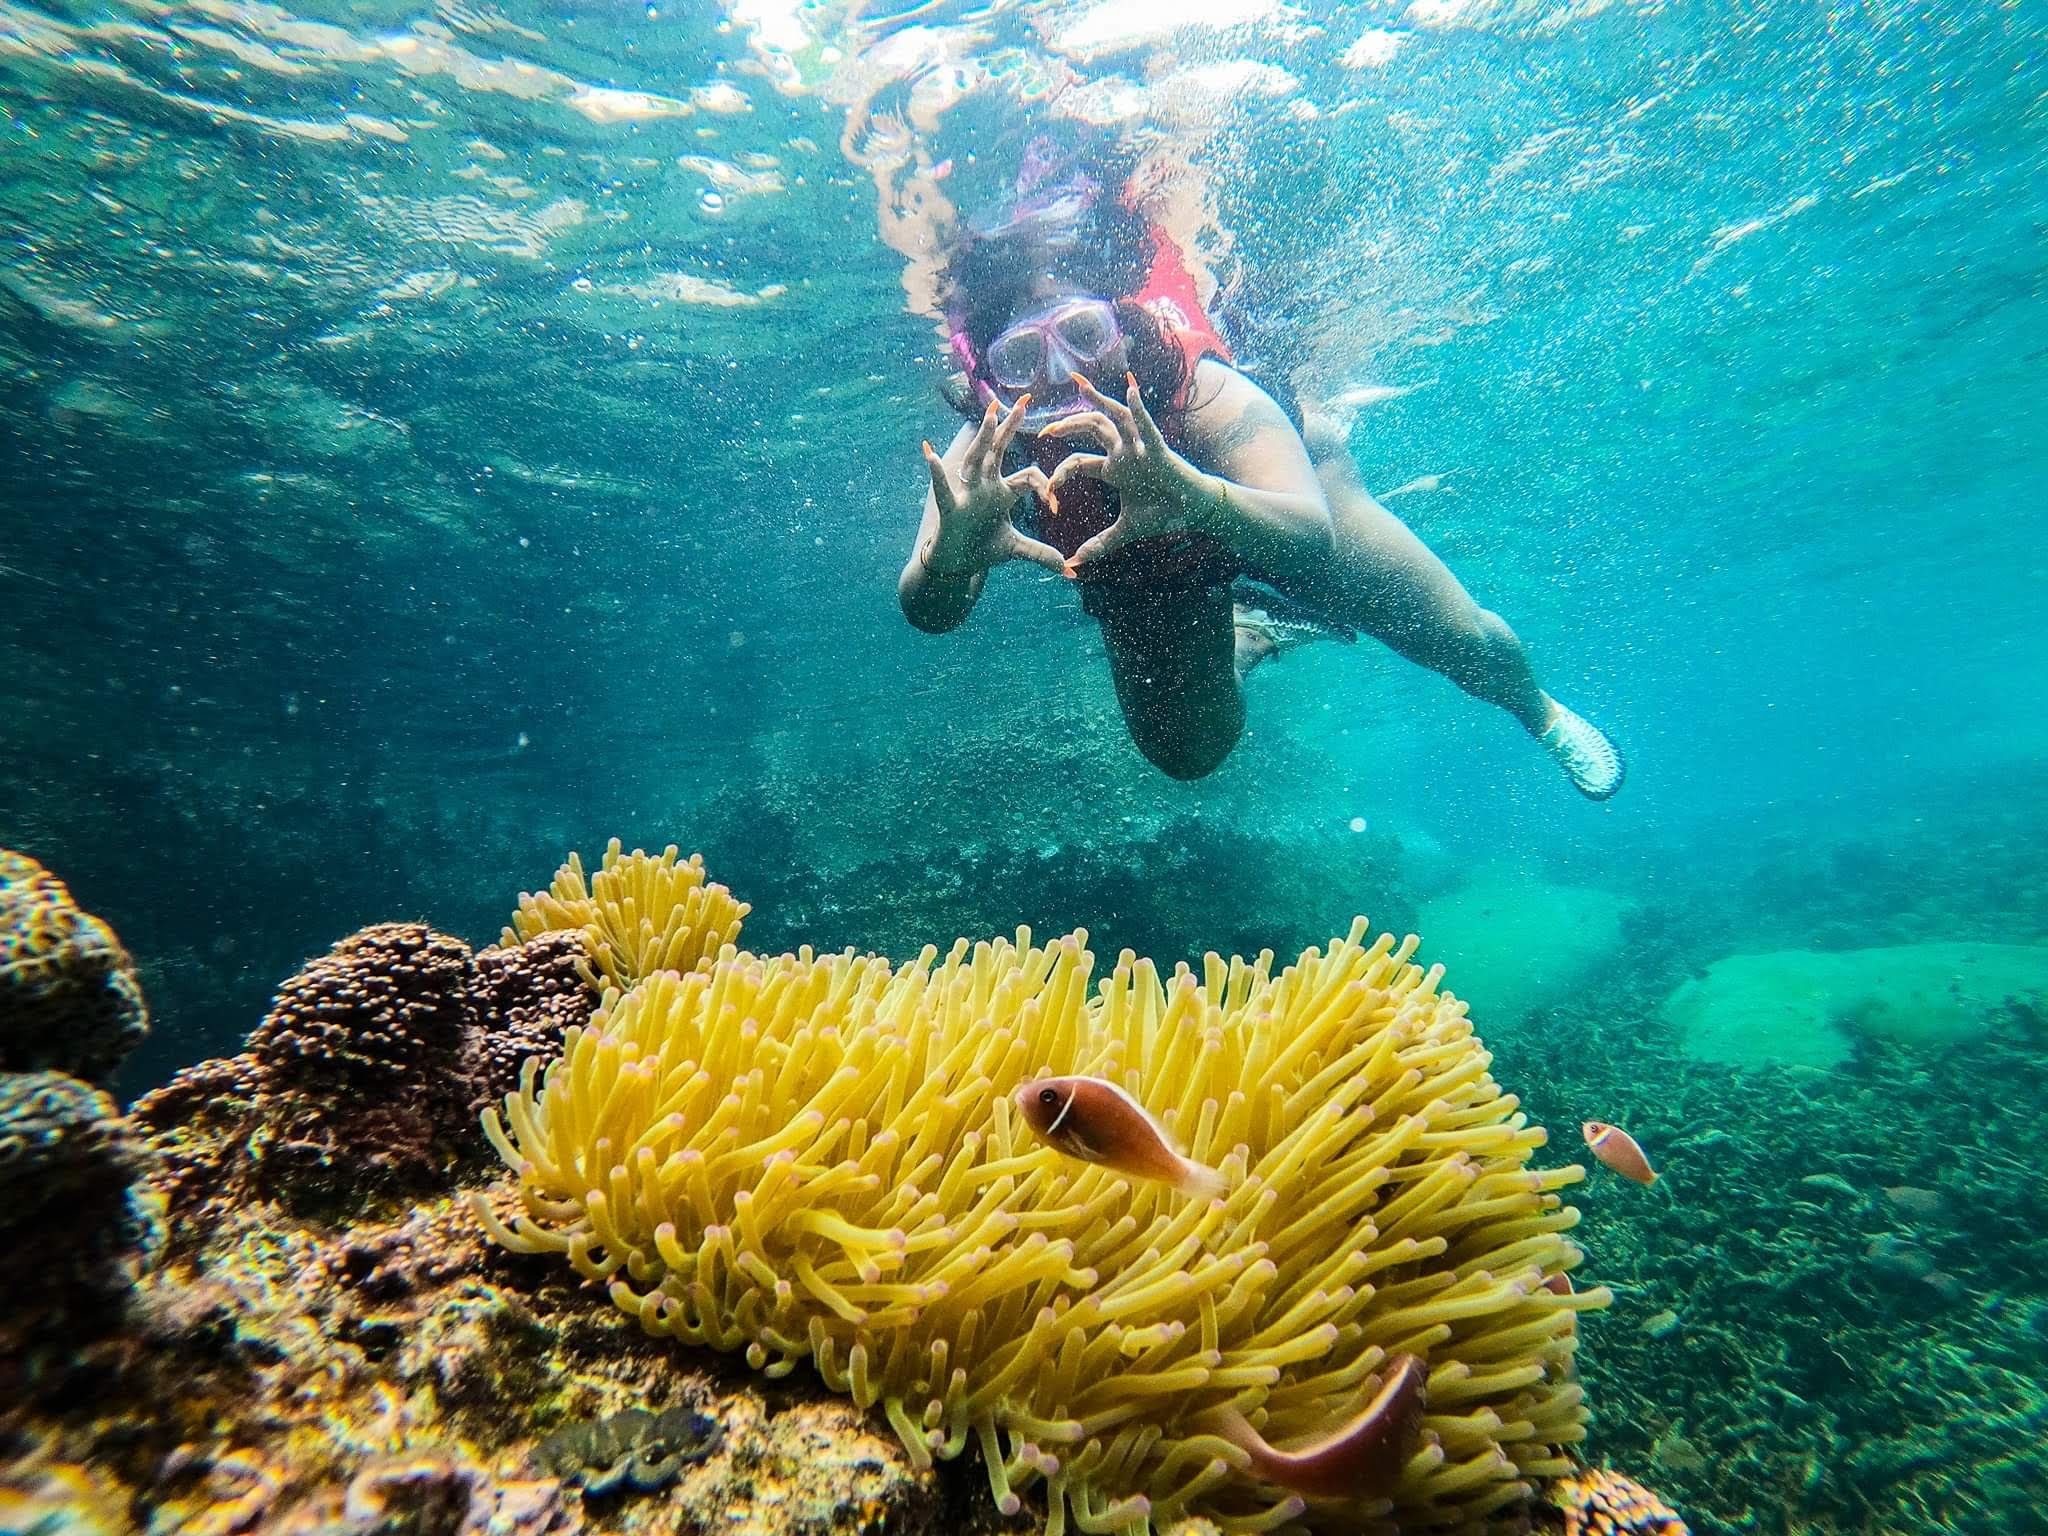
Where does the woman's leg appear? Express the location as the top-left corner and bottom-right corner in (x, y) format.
(1091, 581), (1243, 780)
(1283, 421), (1550, 729)
(1261, 414), (1624, 797)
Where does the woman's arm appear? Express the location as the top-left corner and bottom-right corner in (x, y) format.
(1178, 361), (1334, 574)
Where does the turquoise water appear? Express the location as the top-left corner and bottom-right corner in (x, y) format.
(3, 0), (2044, 1530)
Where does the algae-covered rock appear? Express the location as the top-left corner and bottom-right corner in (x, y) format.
(1416, 868), (1630, 1023)
(0, 849), (147, 1082)
(0, 1069), (163, 1327)
(1663, 942), (2048, 1069)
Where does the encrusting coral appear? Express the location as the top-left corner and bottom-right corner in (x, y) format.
(1, 848), (148, 1082)
(503, 841), (750, 995)
(480, 894), (1609, 1536)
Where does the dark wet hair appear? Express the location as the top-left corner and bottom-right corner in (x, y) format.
(938, 157), (1189, 422)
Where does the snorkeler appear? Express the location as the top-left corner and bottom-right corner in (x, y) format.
(897, 152), (1625, 798)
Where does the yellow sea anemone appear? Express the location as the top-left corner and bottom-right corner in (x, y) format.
(478, 916), (1607, 1536)
(502, 841), (750, 994)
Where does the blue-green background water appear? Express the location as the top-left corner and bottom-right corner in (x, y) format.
(3, 0), (2045, 1529)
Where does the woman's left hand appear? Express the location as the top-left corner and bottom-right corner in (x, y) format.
(1041, 373), (1212, 574)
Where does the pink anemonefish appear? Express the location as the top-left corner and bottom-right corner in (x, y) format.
(1013, 1076), (1227, 1199)
(1582, 1120), (1660, 1185)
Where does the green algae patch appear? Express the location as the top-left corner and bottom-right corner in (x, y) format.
(1416, 869), (1630, 1024)
(1663, 942), (2048, 1069)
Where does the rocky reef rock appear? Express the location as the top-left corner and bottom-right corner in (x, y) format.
(0, 849), (148, 1083)
(4, 1190), (968, 1536)
(1662, 941), (2048, 1069)
(135, 924), (594, 1223)
(1416, 868), (1630, 1026)
(0, 1069), (164, 1334)
(0, 850), (158, 1340)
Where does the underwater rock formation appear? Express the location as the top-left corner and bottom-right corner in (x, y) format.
(0, 848), (148, 1081)
(1413, 871), (1630, 1028)
(1661, 941), (2048, 1069)
(483, 900), (1608, 1535)
(0, 850), (160, 1337)
(0, 1068), (164, 1329)
(136, 923), (594, 1221)
(504, 840), (750, 994)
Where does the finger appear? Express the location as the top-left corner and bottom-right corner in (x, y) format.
(970, 398), (1014, 483)
(1038, 411), (1117, 450)
(1001, 529), (1070, 574)
(1075, 374), (1139, 442)
(1067, 516), (1133, 572)
(1002, 464), (1057, 511)
(1126, 371), (1168, 454)
(921, 440), (957, 515)
(1047, 453), (1110, 492)
(964, 400), (1000, 483)
(989, 392), (1031, 468)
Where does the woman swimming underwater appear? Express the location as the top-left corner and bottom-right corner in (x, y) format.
(898, 150), (1624, 798)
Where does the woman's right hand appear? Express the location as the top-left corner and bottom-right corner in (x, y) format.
(918, 396), (1068, 578)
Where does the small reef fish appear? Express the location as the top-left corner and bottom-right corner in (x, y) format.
(1583, 1121), (1660, 1185)
(1013, 1076), (1227, 1199)
(1210, 1353), (1428, 1500)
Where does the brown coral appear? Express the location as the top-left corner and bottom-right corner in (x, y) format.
(0, 1068), (163, 1330)
(465, 933), (598, 1115)
(137, 923), (593, 1222)
(236, 923), (478, 1212)
(0, 848), (147, 1082)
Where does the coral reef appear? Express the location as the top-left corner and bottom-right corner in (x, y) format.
(241, 922), (477, 1208)
(0, 850), (159, 1340)
(135, 924), (593, 1222)
(1543, 1467), (1688, 1536)
(4, 844), (1687, 1536)
(0, 1069), (164, 1331)
(504, 840), (751, 993)
(483, 911), (1607, 1535)
(467, 932), (599, 1112)
(1506, 896), (2048, 1536)
(0, 848), (148, 1082)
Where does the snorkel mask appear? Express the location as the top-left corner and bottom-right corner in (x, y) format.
(951, 296), (1124, 431)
